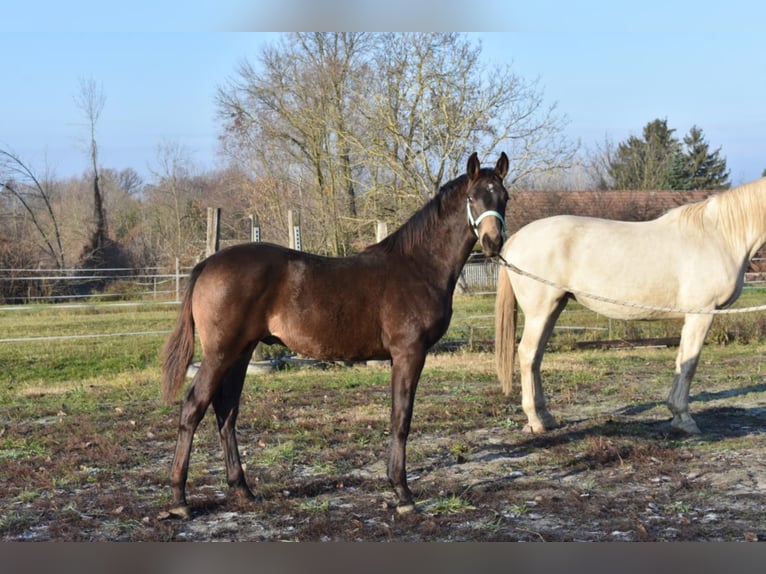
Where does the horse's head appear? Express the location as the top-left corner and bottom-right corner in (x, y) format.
(466, 152), (509, 256)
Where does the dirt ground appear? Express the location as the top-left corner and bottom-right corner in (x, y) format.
(3, 348), (766, 542)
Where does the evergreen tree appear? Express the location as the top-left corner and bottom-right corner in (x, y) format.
(607, 119), (730, 190)
(674, 126), (730, 190)
(607, 119), (681, 190)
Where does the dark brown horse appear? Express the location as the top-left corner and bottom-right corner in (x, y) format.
(162, 152), (509, 517)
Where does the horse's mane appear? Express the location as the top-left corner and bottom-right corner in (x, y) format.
(365, 174), (469, 256)
(676, 177), (766, 245)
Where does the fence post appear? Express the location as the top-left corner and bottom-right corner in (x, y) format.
(249, 214), (261, 243)
(175, 258), (180, 302)
(288, 209), (301, 251)
(376, 220), (388, 242)
(206, 207), (221, 257)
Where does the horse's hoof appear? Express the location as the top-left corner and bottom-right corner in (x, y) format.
(396, 502), (417, 515)
(167, 505), (192, 520)
(522, 423), (548, 434)
(232, 486), (257, 503)
(522, 414), (558, 434)
(670, 416), (701, 435)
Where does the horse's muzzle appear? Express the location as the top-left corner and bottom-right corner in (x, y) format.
(480, 229), (505, 256)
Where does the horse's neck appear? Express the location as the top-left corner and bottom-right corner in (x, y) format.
(413, 214), (476, 290)
(745, 203), (766, 259)
(711, 192), (766, 261)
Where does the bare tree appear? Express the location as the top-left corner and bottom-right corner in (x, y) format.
(96, 168), (145, 258)
(360, 33), (576, 222)
(217, 33), (576, 254)
(71, 77), (134, 287)
(0, 149), (66, 268)
(217, 32), (375, 255)
(145, 140), (207, 264)
(74, 77), (108, 256)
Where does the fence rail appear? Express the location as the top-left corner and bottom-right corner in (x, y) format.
(0, 258), (499, 304)
(5, 258), (766, 305)
(3, 261), (766, 347)
(0, 262), (193, 305)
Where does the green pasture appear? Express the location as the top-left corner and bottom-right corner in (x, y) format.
(0, 287), (764, 429)
(3, 287), (766, 396)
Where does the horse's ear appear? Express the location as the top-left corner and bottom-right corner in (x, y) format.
(467, 152), (480, 180)
(495, 152), (509, 180)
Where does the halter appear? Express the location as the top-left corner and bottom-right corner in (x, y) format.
(467, 197), (507, 238)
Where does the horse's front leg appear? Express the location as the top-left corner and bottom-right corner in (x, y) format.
(387, 347), (426, 514)
(667, 314), (714, 434)
(517, 300), (566, 433)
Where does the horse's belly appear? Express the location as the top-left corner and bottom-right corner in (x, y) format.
(267, 316), (388, 361)
(574, 293), (683, 321)
(562, 268), (684, 319)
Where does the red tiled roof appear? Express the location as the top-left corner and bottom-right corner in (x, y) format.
(503, 188), (766, 271)
(505, 189), (715, 234)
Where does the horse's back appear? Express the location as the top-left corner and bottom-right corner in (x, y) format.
(502, 215), (708, 319)
(504, 214), (660, 278)
(191, 242), (294, 308)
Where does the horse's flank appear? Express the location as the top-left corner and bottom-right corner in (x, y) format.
(503, 178), (766, 322)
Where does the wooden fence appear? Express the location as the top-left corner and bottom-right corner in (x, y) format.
(6, 206), (765, 306)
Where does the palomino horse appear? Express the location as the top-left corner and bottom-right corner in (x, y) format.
(495, 177), (766, 435)
(163, 152), (509, 517)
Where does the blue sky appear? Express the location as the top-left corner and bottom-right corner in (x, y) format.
(2, 2), (765, 185)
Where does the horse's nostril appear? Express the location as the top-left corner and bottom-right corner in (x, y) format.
(481, 234), (503, 255)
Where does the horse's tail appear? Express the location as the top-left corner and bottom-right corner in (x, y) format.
(161, 262), (204, 404)
(495, 265), (517, 395)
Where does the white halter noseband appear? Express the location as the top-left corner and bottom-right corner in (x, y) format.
(467, 198), (507, 238)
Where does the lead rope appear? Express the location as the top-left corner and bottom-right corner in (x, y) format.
(494, 255), (766, 316)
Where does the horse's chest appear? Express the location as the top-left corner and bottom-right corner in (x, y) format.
(382, 296), (452, 344)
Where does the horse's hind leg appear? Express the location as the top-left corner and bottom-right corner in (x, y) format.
(211, 347), (257, 503)
(667, 314), (713, 434)
(169, 358), (230, 519)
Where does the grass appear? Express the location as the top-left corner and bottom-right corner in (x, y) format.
(423, 494), (477, 515)
(0, 436), (48, 460)
(1, 291), (765, 437)
(3, 286), (766, 383)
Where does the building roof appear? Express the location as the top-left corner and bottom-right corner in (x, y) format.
(503, 188), (766, 271)
(505, 189), (715, 234)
